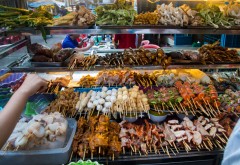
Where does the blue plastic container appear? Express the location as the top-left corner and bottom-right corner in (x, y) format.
(221, 34), (240, 48)
(174, 34), (193, 45)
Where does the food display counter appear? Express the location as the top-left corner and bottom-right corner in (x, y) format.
(0, 0), (240, 165)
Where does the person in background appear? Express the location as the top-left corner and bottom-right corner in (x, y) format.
(113, 34), (142, 49)
(60, 6), (68, 16)
(222, 119), (240, 165)
(76, 34), (88, 48)
(62, 34), (94, 52)
(0, 74), (48, 148)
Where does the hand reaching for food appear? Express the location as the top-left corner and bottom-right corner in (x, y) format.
(17, 74), (48, 97)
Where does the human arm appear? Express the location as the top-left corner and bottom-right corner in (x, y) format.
(74, 39), (94, 52)
(0, 74), (48, 148)
(222, 119), (240, 165)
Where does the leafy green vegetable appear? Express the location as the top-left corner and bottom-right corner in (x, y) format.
(95, 0), (136, 25)
(68, 160), (102, 165)
(0, 5), (53, 42)
(196, 3), (234, 28)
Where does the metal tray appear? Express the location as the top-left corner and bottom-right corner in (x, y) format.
(29, 54), (73, 67)
(30, 61), (66, 67)
(0, 118), (77, 165)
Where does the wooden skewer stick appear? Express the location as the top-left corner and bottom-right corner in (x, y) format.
(165, 146), (171, 157)
(170, 147), (176, 156)
(173, 142), (179, 153)
(130, 144), (134, 152)
(180, 103), (188, 115)
(191, 98), (198, 109)
(196, 101), (210, 116)
(222, 133), (229, 141)
(113, 153), (115, 161)
(215, 140), (223, 149)
(83, 148), (86, 160)
(161, 145), (166, 153)
(69, 151), (73, 163)
(91, 152), (93, 159)
(203, 141), (211, 151)
(207, 100), (218, 116)
(139, 150), (142, 156)
(214, 100), (221, 114)
(169, 102), (178, 114)
(196, 146), (200, 151)
(3, 142), (10, 151)
(14, 146), (20, 152)
(216, 134), (226, 144)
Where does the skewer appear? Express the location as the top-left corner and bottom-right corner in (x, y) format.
(191, 98), (198, 109)
(203, 141), (211, 151)
(172, 142), (179, 153)
(179, 103), (188, 115)
(99, 147), (101, 154)
(113, 153), (114, 161)
(215, 140), (223, 149)
(170, 147), (176, 156)
(91, 152), (93, 159)
(207, 100), (218, 116)
(216, 134), (226, 144)
(83, 148), (86, 160)
(123, 147), (125, 154)
(14, 146), (19, 151)
(130, 144), (134, 152)
(196, 101), (210, 116)
(222, 133), (229, 141)
(139, 150), (142, 156)
(161, 145), (166, 153)
(214, 100), (221, 114)
(3, 142), (10, 151)
(165, 146), (171, 157)
(69, 151), (73, 162)
(169, 102), (178, 114)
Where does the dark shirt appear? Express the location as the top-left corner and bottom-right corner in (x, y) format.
(62, 35), (78, 48)
(60, 9), (68, 16)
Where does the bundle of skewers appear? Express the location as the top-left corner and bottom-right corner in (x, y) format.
(45, 88), (79, 117)
(77, 75), (97, 87)
(72, 115), (121, 160)
(96, 48), (171, 69)
(174, 81), (221, 117)
(71, 55), (98, 70)
(219, 89), (240, 113)
(146, 87), (182, 115)
(95, 70), (135, 86)
(112, 86), (150, 118)
(75, 87), (118, 117)
(134, 72), (157, 87)
(3, 112), (67, 151)
(119, 116), (228, 157)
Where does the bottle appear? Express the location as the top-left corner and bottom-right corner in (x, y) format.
(105, 35), (111, 49)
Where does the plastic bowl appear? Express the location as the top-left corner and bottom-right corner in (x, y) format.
(122, 116), (138, 123)
(177, 113), (194, 120)
(149, 113), (167, 123)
